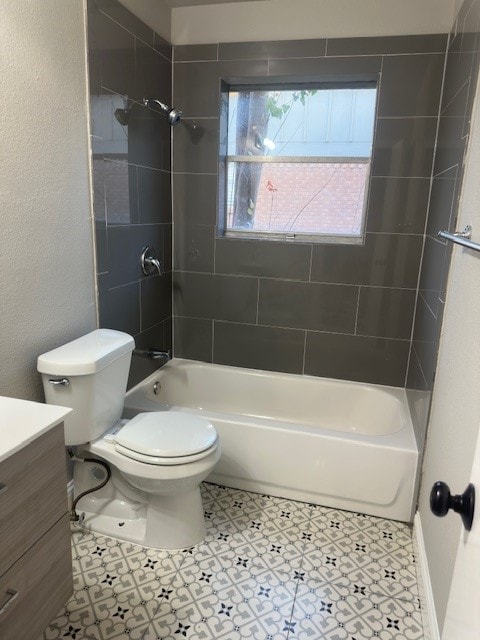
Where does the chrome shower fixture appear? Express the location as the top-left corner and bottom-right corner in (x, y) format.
(142, 97), (182, 126)
(114, 107), (130, 126)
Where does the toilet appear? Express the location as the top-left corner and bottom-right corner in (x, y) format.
(37, 329), (220, 550)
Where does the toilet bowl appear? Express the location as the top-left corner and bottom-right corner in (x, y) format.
(37, 329), (220, 550)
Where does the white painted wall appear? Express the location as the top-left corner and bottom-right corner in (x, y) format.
(417, 71), (480, 633)
(171, 0), (455, 45)
(0, 0), (96, 401)
(119, 0), (172, 42)
(443, 417), (480, 639)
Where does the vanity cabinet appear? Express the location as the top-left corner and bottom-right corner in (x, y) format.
(0, 416), (72, 640)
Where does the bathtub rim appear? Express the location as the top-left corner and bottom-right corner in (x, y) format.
(125, 358), (417, 453)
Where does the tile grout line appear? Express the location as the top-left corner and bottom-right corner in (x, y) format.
(354, 286), (361, 335)
(211, 319), (215, 362)
(255, 279), (260, 324)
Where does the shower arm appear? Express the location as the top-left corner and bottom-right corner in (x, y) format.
(143, 98), (170, 114)
(142, 97), (182, 125)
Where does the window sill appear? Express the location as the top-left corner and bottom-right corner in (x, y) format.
(221, 230), (365, 245)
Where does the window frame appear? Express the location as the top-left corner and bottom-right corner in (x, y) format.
(218, 79), (379, 245)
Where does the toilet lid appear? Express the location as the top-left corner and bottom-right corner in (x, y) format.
(114, 412), (217, 458)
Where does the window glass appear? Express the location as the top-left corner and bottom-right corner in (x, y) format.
(223, 84), (377, 243)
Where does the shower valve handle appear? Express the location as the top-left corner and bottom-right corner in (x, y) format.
(141, 246), (162, 276)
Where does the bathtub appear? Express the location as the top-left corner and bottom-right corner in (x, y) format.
(124, 359), (418, 522)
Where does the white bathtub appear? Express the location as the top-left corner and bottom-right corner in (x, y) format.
(124, 359), (418, 522)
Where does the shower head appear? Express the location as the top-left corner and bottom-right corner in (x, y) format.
(143, 98), (182, 126)
(114, 107), (130, 126)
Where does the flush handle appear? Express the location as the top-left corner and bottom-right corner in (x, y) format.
(430, 481), (475, 531)
(48, 378), (70, 386)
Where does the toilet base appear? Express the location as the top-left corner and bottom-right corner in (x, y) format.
(145, 488), (206, 549)
(77, 487), (207, 550)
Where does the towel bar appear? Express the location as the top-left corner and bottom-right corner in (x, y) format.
(438, 225), (480, 252)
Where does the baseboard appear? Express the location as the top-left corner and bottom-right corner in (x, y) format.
(67, 479), (74, 511)
(413, 512), (440, 640)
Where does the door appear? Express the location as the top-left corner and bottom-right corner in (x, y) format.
(442, 435), (480, 639)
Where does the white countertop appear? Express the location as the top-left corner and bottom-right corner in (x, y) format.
(0, 396), (71, 463)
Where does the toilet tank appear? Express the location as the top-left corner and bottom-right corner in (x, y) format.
(37, 329), (135, 445)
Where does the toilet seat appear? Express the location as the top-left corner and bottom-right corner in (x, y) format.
(113, 412), (218, 466)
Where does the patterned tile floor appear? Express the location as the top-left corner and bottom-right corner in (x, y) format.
(43, 483), (423, 640)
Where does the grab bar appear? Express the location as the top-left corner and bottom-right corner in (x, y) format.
(438, 225), (480, 253)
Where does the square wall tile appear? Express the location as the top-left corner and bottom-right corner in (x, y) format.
(87, 10), (102, 94)
(104, 159), (138, 224)
(96, 0), (154, 45)
(357, 287), (416, 340)
(366, 177), (430, 234)
(128, 321), (169, 389)
(174, 272), (258, 323)
(173, 60), (268, 118)
(128, 109), (171, 172)
(107, 224), (169, 287)
(311, 234), (423, 288)
(174, 317), (213, 362)
(98, 281), (140, 335)
(442, 78), (470, 117)
(213, 321), (305, 374)
(372, 117), (437, 178)
(135, 39), (172, 104)
(137, 166), (172, 224)
(174, 44), (218, 62)
(135, 318), (171, 351)
(264, 39), (327, 59)
(425, 175), (458, 237)
(218, 41), (267, 60)
(153, 33), (172, 60)
(174, 224), (215, 272)
(258, 279), (358, 333)
(91, 8), (135, 97)
(173, 118), (219, 174)
(441, 51), (475, 112)
(433, 116), (466, 176)
(141, 272), (172, 330)
(95, 220), (108, 274)
(327, 34), (447, 56)
(92, 157), (106, 221)
(413, 289), (442, 344)
(377, 54), (444, 117)
(413, 334), (440, 391)
(418, 236), (449, 306)
(215, 238), (311, 280)
(219, 39), (327, 60)
(406, 349), (429, 393)
(268, 55), (381, 81)
(305, 332), (409, 387)
(173, 173), (218, 226)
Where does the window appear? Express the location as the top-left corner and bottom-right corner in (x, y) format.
(221, 82), (377, 243)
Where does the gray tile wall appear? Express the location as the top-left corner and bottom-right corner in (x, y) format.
(87, 0), (173, 388)
(407, 0), (480, 446)
(172, 35), (447, 386)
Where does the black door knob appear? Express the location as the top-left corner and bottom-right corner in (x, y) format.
(430, 481), (475, 531)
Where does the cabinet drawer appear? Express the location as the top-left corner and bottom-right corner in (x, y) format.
(0, 515), (72, 640)
(0, 425), (67, 577)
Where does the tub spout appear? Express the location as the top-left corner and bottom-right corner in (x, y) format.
(133, 348), (171, 365)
